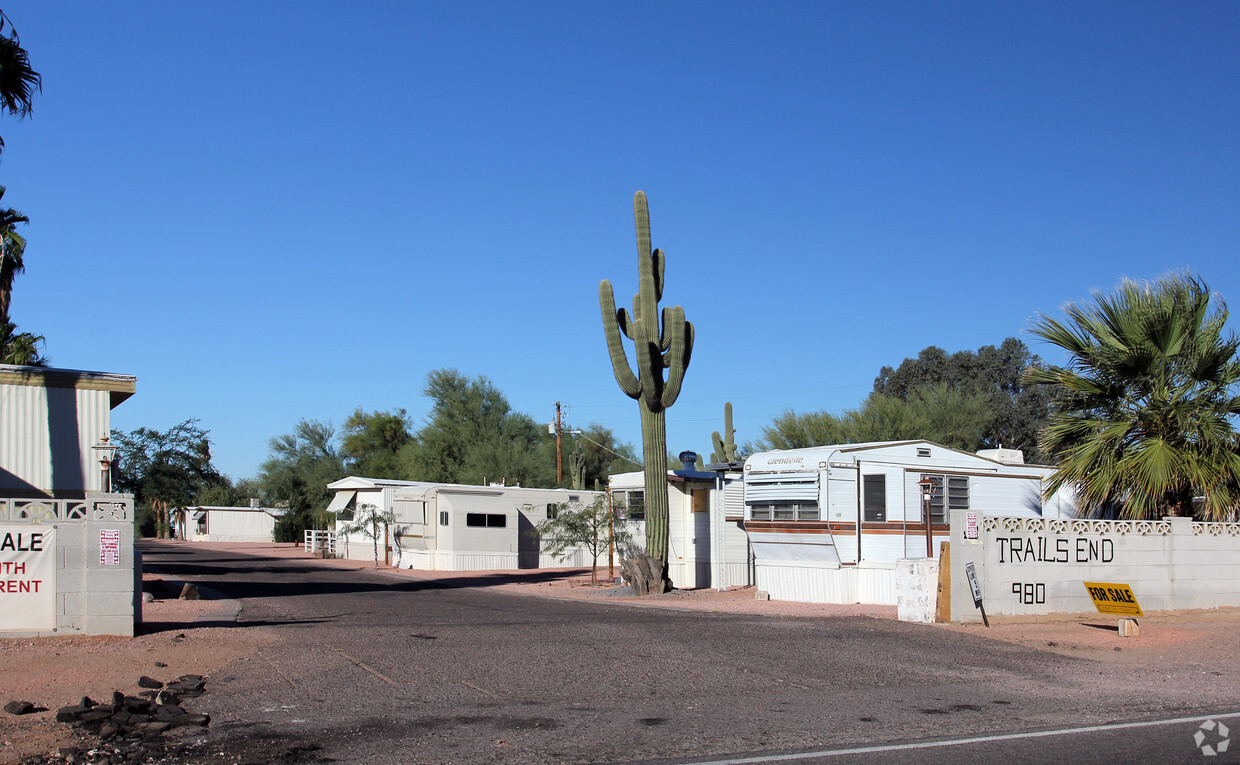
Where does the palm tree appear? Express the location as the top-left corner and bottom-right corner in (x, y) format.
(0, 186), (29, 318)
(339, 503), (396, 568)
(0, 11), (40, 154)
(0, 316), (44, 365)
(1025, 273), (1240, 521)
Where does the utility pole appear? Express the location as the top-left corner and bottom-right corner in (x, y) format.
(555, 401), (563, 484)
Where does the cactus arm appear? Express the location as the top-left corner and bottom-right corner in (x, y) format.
(661, 315), (693, 409)
(711, 430), (724, 464)
(632, 318), (664, 413)
(653, 247), (665, 303)
(660, 305), (686, 364)
(600, 279), (642, 399)
(659, 305), (675, 353)
(634, 191), (651, 262)
(617, 306), (635, 340)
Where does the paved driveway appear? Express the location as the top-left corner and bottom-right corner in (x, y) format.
(139, 542), (1240, 764)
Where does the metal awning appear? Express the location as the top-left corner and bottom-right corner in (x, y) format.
(324, 491), (356, 515)
(191, 510), (206, 521)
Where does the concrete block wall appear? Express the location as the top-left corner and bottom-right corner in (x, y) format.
(0, 493), (136, 637)
(950, 510), (1240, 623)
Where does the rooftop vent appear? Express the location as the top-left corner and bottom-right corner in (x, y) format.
(977, 448), (1025, 465)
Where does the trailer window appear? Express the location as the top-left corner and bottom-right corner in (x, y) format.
(622, 491), (645, 520)
(750, 502), (818, 521)
(920, 474), (968, 524)
(863, 475), (886, 522)
(466, 513), (507, 528)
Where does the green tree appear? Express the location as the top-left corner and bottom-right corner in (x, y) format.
(194, 477), (264, 508)
(339, 502), (396, 568)
(113, 419), (226, 538)
(0, 187), (29, 320)
(1025, 273), (1240, 520)
(403, 369), (555, 486)
(1, 316), (44, 365)
(874, 338), (1053, 462)
(341, 407), (413, 478)
(534, 496), (634, 586)
(0, 11), (39, 155)
(757, 385), (991, 452)
(256, 419), (346, 540)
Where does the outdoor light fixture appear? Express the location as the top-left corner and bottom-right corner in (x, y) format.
(917, 476), (936, 558)
(93, 435), (118, 493)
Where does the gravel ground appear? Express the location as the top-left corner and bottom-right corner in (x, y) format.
(3, 541), (1238, 763)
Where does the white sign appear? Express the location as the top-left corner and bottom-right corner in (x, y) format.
(964, 561), (983, 607)
(965, 511), (979, 540)
(0, 525), (57, 631)
(100, 529), (121, 566)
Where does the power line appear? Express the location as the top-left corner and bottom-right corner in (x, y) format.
(567, 383), (869, 409)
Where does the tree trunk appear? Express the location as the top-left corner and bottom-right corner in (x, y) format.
(621, 552), (670, 596)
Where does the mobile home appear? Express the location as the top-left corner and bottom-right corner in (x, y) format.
(325, 476), (603, 570)
(743, 440), (1078, 604)
(183, 504), (285, 543)
(609, 467), (750, 590)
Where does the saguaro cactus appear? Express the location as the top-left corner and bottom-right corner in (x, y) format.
(600, 191), (694, 584)
(710, 402), (738, 464)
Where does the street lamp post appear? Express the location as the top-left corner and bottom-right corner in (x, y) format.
(92, 436), (118, 493)
(917, 476), (936, 558)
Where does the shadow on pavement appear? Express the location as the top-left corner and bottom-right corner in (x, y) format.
(136, 540), (594, 608)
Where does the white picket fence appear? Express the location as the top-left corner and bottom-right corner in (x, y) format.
(304, 529), (337, 555)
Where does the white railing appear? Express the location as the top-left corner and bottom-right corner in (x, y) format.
(304, 529), (337, 555)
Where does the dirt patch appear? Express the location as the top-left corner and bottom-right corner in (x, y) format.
(0, 584), (273, 764)
(936, 608), (1240, 666)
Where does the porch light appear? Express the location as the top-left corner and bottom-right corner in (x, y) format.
(93, 435), (118, 493)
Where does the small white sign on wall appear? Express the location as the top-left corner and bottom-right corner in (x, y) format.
(0, 525), (57, 631)
(965, 511), (980, 541)
(100, 529), (121, 566)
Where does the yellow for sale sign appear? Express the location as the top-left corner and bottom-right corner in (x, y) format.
(1083, 581), (1144, 617)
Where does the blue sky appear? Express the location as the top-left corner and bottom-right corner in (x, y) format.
(3, 2), (1238, 480)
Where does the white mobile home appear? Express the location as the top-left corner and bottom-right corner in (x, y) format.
(325, 476), (427, 563)
(743, 440), (1078, 604)
(609, 468), (750, 590)
(184, 505), (285, 543)
(325, 476), (603, 570)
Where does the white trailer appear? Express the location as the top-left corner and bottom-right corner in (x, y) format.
(743, 440), (1078, 604)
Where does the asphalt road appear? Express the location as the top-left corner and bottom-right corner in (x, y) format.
(138, 542), (1240, 765)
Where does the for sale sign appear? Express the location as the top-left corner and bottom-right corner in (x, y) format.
(0, 525), (56, 631)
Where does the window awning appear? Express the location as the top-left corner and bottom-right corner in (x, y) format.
(191, 510), (206, 521)
(324, 491), (356, 515)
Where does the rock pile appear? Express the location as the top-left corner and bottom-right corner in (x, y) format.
(31, 674), (211, 764)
